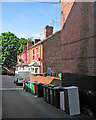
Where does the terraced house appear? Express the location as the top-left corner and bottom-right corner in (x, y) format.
(16, 25), (57, 75)
(16, 38), (43, 74)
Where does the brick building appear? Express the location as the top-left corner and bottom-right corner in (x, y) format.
(16, 38), (43, 74)
(17, 25), (58, 74)
(43, 30), (62, 76)
(61, 1), (96, 117)
(16, 2), (95, 77)
(61, 1), (95, 76)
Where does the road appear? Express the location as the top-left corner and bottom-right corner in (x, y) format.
(1, 75), (90, 119)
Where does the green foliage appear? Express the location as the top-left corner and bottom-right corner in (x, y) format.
(1, 32), (27, 68)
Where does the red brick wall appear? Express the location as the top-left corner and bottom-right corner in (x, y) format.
(30, 74), (61, 85)
(43, 30), (62, 76)
(61, 2), (95, 76)
(44, 25), (53, 39)
(61, 1), (74, 29)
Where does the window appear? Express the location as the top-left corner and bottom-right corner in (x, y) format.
(33, 49), (35, 61)
(32, 68), (34, 72)
(36, 47), (39, 60)
(31, 67), (39, 74)
(36, 47), (39, 53)
(35, 68), (38, 73)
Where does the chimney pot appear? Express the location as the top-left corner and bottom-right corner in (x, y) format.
(44, 25), (53, 39)
(27, 40), (33, 49)
(34, 39), (41, 44)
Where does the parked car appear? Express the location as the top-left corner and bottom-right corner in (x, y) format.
(7, 70), (14, 76)
(2, 69), (7, 75)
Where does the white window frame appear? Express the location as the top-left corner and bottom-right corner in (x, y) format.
(31, 66), (40, 74)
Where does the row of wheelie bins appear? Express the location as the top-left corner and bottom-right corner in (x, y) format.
(23, 80), (44, 97)
(43, 84), (63, 108)
(23, 80), (63, 108)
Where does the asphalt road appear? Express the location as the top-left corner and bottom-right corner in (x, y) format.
(1, 75), (90, 119)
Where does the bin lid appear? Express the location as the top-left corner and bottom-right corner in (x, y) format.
(63, 86), (78, 89)
(48, 87), (54, 89)
(42, 84), (47, 87)
(42, 84), (49, 87)
(36, 82), (43, 85)
(50, 84), (56, 87)
(30, 81), (37, 83)
(53, 86), (62, 89)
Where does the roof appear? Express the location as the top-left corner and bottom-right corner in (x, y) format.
(23, 63), (28, 66)
(18, 30), (61, 55)
(16, 63), (28, 67)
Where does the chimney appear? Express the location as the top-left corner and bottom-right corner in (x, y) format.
(44, 25), (53, 39)
(23, 46), (27, 51)
(27, 39), (33, 49)
(34, 39), (41, 44)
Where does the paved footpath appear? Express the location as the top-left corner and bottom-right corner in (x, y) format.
(1, 75), (91, 119)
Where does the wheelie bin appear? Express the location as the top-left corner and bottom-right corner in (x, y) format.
(48, 84), (56, 105)
(42, 84), (47, 101)
(46, 84), (51, 103)
(45, 84), (54, 103)
(23, 80), (25, 90)
(28, 81), (31, 92)
(32, 82), (37, 95)
(42, 84), (51, 102)
(53, 86), (63, 108)
(30, 81), (37, 94)
(36, 82), (44, 97)
(25, 81), (28, 92)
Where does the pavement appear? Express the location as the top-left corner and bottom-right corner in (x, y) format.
(1, 75), (91, 119)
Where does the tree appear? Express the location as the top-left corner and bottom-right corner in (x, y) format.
(1, 32), (27, 68)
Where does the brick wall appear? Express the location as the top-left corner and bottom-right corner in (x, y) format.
(61, 2), (95, 76)
(43, 30), (62, 76)
(61, 1), (74, 29)
(30, 74), (61, 86)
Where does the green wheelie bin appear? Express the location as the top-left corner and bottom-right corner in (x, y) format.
(48, 84), (56, 105)
(42, 84), (48, 101)
(53, 86), (63, 108)
(25, 81), (28, 92)
(30, 81), (37, 94)
(28, 81), (31, 92)
(43, 84), (56, 103)
(36, 82), (44, 97)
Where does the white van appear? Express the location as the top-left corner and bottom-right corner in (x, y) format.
(14, 71), (30, 85)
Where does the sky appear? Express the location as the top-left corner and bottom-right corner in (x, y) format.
(1, 1), (61, 40)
